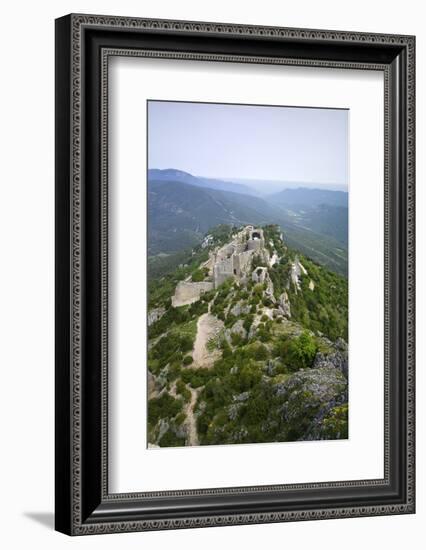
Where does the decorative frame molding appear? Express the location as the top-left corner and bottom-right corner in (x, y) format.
(55, 14), (415, 535)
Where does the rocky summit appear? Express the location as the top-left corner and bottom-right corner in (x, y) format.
(147, 224), (348, 447)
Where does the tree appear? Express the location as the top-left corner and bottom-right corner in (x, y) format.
(191, 269), (205, 282)
(287, 331), (317, 370)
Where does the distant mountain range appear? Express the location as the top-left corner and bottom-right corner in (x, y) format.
(148, 169), (349, 276)
(148, 169), (258, 196)
(269, 187), (348, 208)
(148, 179), (280, 254)
(228, 177), (348, 194)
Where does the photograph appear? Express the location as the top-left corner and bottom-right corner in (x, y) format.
(50, 6), (415, 539)
(147, 100), (349, 448)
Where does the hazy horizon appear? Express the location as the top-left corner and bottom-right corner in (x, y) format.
(148, 101), (349, 189)
(148, 167), (348, 193)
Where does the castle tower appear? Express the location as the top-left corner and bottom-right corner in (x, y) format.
(247, 228), (265, 251)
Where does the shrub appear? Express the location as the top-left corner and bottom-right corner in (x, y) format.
(191, 269), (205, 282)
(321, 404), (348, 439)
(147, 358), (161, 375)
(243, 314), (254, 333)
(174, 412), (187, 426)
(183, 355), (193, 366)
(224, 314), (237, 328)
(237, 363), (262, 392)
(287, 331), (318, 370)
(230, 332), (245, 347)
(148, 306), (191, 338)
(258, 329), (271, 343)
(176, 380), (192, 402)
(158, 430), (185, 447)
(148, 394), (183, 426)
(181, 368), (212, 388)
(253, 344), (269, 361)
(253, 284), (264, 298)
(180, 335), (194, 353)
(201, 290), (216, 302)
(274, 336), (290, 359)
(188, 299), (208, 317)
(167, 362), (181, 382)
(221, 339), (233, 358)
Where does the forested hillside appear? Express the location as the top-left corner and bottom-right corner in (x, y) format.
(148, 170), (349, 275)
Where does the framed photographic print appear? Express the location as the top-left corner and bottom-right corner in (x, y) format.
(55, 14), (415, 535)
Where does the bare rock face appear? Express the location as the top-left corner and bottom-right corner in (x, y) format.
(274, 367), (348, 440)
(148, 306), (166, 326)
(290, 256), (308, 293)
(228, 403), (243, 421)
(230, 301), (251, 317)
(313, 341), (348, 378)
(258, 248), (271, 266)
(203, 362), (348, 445)
(148, 371), (160, 399)
(225, 319), (247, 343)
(272, 309), (283, 319)
(157, 418), (170, 442)
(233, 391), (250, 402)
(265, 278), (275, 302)
(278, 291), (291, 318)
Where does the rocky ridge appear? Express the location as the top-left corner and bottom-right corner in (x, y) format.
(147, 224), (348, 447)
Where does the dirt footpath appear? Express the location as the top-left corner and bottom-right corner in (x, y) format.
(192, 313), (224, 368)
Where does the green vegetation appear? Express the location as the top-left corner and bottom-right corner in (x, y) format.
(158, 431), (186, 447)
(274, 331), (318, 371)
(148, 173), (348, 275)
(148, 320), (197, 376)
(321, 403), (348, 439)
(191, 268), (208, 282)
(148, 246), (210, 308)
(147, 223), (348, 447)
(268, 251), (348, 341)
(176, 380), (192, 402)
(148, 394), (183, 426)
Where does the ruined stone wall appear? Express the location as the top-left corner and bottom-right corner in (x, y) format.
(252, 266), (268, 284)
(211, 226), (265, 288)
(233, 242), (246, 254)
(172, 281), (214, 307)
(238, 250), (254, 274)
(247, 238), (263, 251)
(232, 250), (253, 277)
(213, 256), (234, 288)
(216, 243), (235, 262)
(247, 228), (265, 251)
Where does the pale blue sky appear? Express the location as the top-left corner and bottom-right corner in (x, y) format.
(148, 100), (348, 187)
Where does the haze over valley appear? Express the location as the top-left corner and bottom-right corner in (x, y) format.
(148, 169), (349, 277)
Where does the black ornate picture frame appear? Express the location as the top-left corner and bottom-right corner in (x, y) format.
(55, 14), (415, 535)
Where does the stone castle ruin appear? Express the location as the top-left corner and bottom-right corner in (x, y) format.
(172, 226), (266, 307)
(213, 226), (265, 288)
